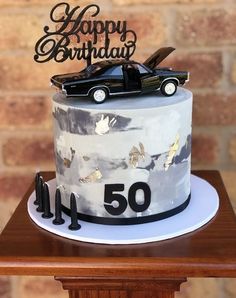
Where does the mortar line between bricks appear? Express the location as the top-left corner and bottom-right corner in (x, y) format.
(5, 166), (55, 172)
(221, 129), (236, 167)
(0, 168), (36, 176)
(0, 1), (112, 14)
(0, 136), (5, 172)
(223, 51), (234, 90)
(0, 128), (53, 132)
(0, 131), (54, 138)
(162, 2), (176, 46)
(95, 3), (233, 11)
(11, 276), (20, 298)
(193, 126), (236, 133)
(0, 91), (54, 96)
(1, 164), (55, 173)
(192, 88), (236, 94)
(215, 128), (229, 169)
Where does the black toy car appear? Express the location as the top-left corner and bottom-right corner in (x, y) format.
(51, 47), (189, 103)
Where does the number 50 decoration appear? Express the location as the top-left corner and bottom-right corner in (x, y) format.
(104, 182), (151, 216)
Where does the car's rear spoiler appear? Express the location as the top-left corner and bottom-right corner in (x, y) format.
(143, 47), (175, 69)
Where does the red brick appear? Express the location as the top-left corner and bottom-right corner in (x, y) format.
(0, 173), (32, 200)
(0, 277), (11, 298)
(64, 10), (165, 52)
(192, 134), (219, 165)
(0, 54), (86, 91)
(91, 11), (165, 50)
(176, 9), (236, 46)
(231, 58), (236, 85)
(118, 11), (165, 49)
(193, 93), (236, 125)
(160, 52), (222, 88)
(0, 96), (51, 129)
(0, 15), (42, 50)
(3, 137), (55, 167)
(221, 171), (236, 211)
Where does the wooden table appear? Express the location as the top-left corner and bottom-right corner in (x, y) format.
(0, 170), (235, 298)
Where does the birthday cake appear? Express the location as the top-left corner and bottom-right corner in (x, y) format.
(52, 87), (192, 225)
(32, 3), (193, 228)
(27, 2), (221, 244)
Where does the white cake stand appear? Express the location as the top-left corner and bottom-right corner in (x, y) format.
(27, 174), (219, 245)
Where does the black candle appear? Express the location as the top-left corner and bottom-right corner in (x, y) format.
(53, 188), (65, 225)
(34, 172), (40, 205)
(68, 193), (81, 231)
(42, 183), (53, 219)
(36, 177), (44, 212)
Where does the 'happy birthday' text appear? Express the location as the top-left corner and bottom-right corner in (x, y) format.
(34, 3), (137, 63)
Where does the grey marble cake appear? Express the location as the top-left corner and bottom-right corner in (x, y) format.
(52, 88), (193, 224)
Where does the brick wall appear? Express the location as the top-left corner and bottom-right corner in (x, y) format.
(0, 0), (235, 297)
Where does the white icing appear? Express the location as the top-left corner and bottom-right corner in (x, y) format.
(52, 88), (193, 220)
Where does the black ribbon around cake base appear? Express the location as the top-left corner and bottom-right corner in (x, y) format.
(61, 193), (191, 225)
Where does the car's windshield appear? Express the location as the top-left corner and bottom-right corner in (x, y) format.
(85, 64), (103, 75)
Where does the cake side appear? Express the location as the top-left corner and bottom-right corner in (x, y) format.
(52, 88), (192, 224)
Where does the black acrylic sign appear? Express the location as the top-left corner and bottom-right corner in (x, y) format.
(34, 2), (137, 65)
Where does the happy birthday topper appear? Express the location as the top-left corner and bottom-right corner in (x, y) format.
(34, 2), (137, 65)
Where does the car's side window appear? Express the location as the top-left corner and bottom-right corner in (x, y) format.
(136, 64), (149, 74)
(102, 66), (123, 76)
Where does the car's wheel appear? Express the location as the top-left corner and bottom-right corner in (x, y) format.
(91, 88), (107, 104)
(161, 80), (177, 97)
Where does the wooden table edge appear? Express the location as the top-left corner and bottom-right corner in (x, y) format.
(0, 170), (235, 278)
(0, 259), (235, 277)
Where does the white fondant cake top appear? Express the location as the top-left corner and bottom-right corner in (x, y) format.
(53, 87), (192, 111)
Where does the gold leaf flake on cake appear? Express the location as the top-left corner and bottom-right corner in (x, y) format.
(95, 114), (117, 135)
(129, 142), (145, 168)
(63, 147), (75, 168)
(139, 142), (145, 159)
(79, 168), (103, 183)
(164, 134), (180, 171)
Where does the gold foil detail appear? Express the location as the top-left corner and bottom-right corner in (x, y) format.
(164, 134), (180, 171)
(79, 168), (103, 183)
(129, 142), (145, 168)
(95, 114), (117, 135)
(63, 147), (75, 168)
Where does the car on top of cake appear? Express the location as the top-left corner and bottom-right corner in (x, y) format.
(51, 47), (189, 104)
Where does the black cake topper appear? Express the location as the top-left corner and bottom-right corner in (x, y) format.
(34, 2), (137, 66)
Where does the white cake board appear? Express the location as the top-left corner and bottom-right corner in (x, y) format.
(27, 175), (219, 245)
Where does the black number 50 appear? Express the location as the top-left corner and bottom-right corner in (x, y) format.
(104, 182), (151, 216)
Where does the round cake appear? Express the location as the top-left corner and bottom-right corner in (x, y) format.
(52, 88), (192, 225)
